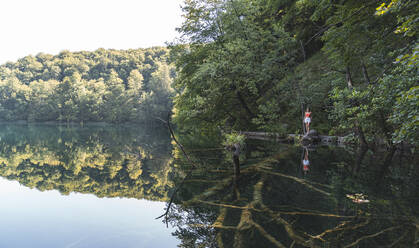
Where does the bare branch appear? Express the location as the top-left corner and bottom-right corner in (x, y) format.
(343, 225), (404, 248)
(258, 169), (331, 196)
(155, 112), (197, 225)
(252, 220), (287, 248)
(196, 200), (262, 211)
(312, 219), (370, 240)
(386, 229), (410, 248)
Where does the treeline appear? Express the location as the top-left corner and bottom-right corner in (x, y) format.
(0, 47), (174, 123)
(172, 0), (418, 146)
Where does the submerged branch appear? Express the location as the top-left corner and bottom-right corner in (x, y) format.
(214, 208), (228, 228)
(386, 229), (410, 248)
(343, 225), (404, 248)
(252, 220), (287, 248)
(189, 223), (237, 230)
(258, 169), (331, 196)
(196, 200), (262, 212)
(274, 211), (356, 218)
(312, 219), (370, 240)
(186, 177), (233, 203)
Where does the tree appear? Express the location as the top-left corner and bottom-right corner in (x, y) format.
(0, 77), (31, 120)
(28, 79), (60, 121)
(173, 0), (297, 131)
(0, 47), (175, 123)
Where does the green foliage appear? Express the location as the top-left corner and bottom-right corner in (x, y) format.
(172, 0), (298, 131)
(387, 67), (419, 145)
(222, 131), (246, 147)
(376, 0), (418, 37)
(0, 47), (175, 123)
(2, 0), (416, 146)
(173, 0), (418, 146)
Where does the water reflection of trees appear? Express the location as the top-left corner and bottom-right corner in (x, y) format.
(168, 142), (418, 247)
(0, 123), (174, 201)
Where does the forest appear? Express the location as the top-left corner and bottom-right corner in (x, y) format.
(171, 0), (418, 147)
(0, 1), (417, 246)
(0, 0), (417, 148)
(0, 47), (174, 123)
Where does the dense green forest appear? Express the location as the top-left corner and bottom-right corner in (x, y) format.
(0, 0), (417, 147)
(0, 47), (174, 123)
(171, 0), (418, 147)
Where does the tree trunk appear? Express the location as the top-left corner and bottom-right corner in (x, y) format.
(362, 63), (371, 84)
(353, 145), (368, 175)
(355, 121), (368, 147)
(346, 66), (353, 89)
(376, 146), (396, 186)
(233, 143), (240, 177)
(379, 112), (393, 147)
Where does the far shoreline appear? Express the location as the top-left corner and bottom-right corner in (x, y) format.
(0, 120), (166, 128)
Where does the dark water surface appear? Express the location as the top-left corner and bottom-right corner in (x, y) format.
(0, 123), (417, 247)
(169, 139), (418, 247)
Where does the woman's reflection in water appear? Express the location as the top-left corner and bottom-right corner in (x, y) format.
(302, 147), (310, 174)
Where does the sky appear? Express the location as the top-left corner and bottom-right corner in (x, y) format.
(0, 0), (184, 64)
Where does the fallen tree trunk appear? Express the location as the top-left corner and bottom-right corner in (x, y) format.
(240, 131), (346, 146)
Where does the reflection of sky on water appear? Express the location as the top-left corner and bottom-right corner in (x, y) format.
(0, 178), (177, 248)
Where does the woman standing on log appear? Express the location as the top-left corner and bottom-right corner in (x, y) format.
(304, 108), (312, 134)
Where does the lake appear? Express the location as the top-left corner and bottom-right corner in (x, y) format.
(0, 123), (417, 247)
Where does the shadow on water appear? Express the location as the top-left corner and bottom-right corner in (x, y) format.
(167, 138), (419, 247)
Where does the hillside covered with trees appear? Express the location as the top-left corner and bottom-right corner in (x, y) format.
(0, 47), (174, 123)
(0, 0), (417, 148)
(172, 0), (418, 147)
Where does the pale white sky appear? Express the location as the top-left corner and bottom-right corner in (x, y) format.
(0, 0), (184, 64)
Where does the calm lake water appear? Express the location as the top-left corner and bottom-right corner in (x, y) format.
(0, 123), (417, 247)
